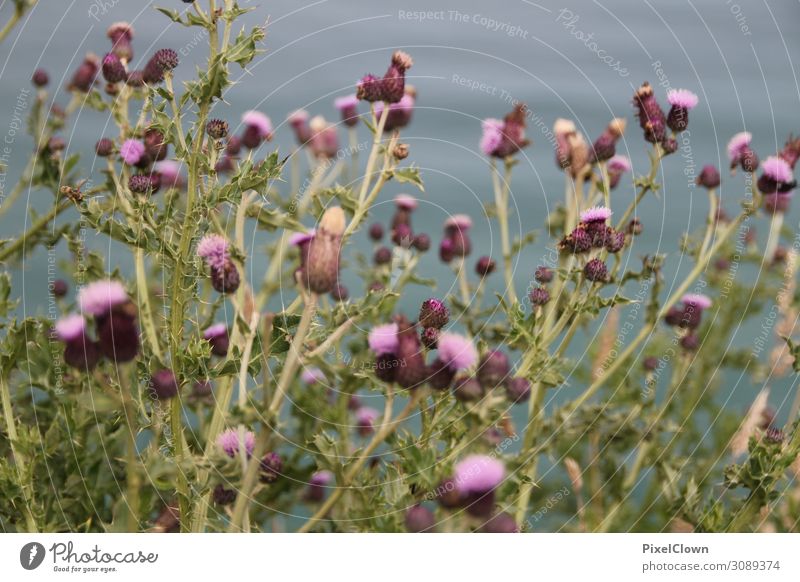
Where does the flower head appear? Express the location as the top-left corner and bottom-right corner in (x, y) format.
(667, 89), (699, 110)
(289, 230), (315, 247)
(437, 332), (478, 371)
(368, 323), (399, 356)
(216, 428), (256, 458)
(681, 293), (712, 310)
(242, 110), (273, 139)
(608, 155), (632, 173)
(580, 205), (612, 223)
(762, 156), (793, 184)
(119, 139), (145, 165)
(334, 94), (359, 127)
(394, 194), (418, 211)
(727, 131), (752, 162)
(78, 280), (128, 316)
(454, 455), (505, 494)
(301, 366), (327, 385)
(310, 470), (333, 486)
(55, 314), (86, 341)
(197, 234), (230, 270)
(480, 118), (504, 157)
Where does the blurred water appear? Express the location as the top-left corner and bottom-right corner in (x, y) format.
(1, 0), (800, 419)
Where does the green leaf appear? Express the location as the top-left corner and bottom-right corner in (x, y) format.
(393, 166), (424, 191)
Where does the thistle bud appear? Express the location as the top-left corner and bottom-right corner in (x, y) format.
(584, 258), (608, 283)
(356, 74), (382, 102)
(95, 138), (114, 157)
(381, 50), (413, 103)
(506, 377), (531, 404)
(420, 327), (439, 350)
(259, 452), (284, 483)
(534, 266), (553, 283)
(102, 53), (127, 83)
(405, 505), (435, 533)
(529, 286), (550, 306)
(107, 22), (134, 62)
(453, 376), (483, 402)
(32, 68), (49, 87)
(394, 316), (427, 389)
(633, 82), (667, 144)
(475, 256), (496, 277)
(149, 369), (179, 400)
(68, 53), (100, 93)
(418, 298), (449, 329)
(374, 246), (392, 265)
(334, 94), (359, 127)
(697, 165), (721, 189)
(303, 207), (345, 294)
(477, 350), (510, 388)
(412, 233), (430, 252)
(368, 223), (384, 241)
(203, 323), (229, 357)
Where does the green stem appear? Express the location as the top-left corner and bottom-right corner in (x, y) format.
(491, 158), (517, 304)
(297, 389), (424, 532)
(0, 374), (37, 531)
(119, 365), (142, 531)
(0, 200), (70, 262)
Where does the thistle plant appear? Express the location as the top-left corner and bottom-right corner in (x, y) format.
(1, 3), (799, 535)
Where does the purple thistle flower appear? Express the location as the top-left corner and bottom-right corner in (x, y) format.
(203, 323), (229, 357)
(242, 110), (273, 139)
(506, 377), (531, 404)
(356, 73), (383, 102)
(454, 455), (505, 494)
(197, 234), (230, 270)
(633, 82), (667, 143)
(334, 94), (360, 127)
(584, 258), (608, 283)
(437, 332), (478, 372)
(394, 193), (418, 211)
(301, 366), (327, 385)
(374, 92), (415, 131)
(119, 139), (145, 165)
(762, 155), (793, 184)
(727, 131), (759, 172)
(579, 205), (612, 224)
(608, 155), (632, 173)
(67, 53), (99, 92)
(78, 280), (128, 316)
(477, 350), (510, 388)
(667, 89), (699, 110)
(697, 165), (721, 189)
(480, 118), (504, 157)
(405, 505), (435, 533)
(355, 406), (380, 436)
(419, 298), (449, 329)
(216, 428), (256, 458)
(368, 323), (399, 356)
(529, 286), (550, 306)
(102, 53), (127, 83)
(681, 293), (712, 310)
(55, 313), (86, 342)
(149, 370), (179, 400)
(475, 256), (496, 277)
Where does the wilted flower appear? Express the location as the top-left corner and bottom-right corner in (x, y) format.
(302, 207), (345, 294)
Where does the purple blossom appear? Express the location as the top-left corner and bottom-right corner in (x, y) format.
(762, 156), (793, 184)
(727, 132), (752, 163)
(437, 332), (478, 371)
(216, 428), (256, 458)
(301, 366), (326, 385)
(681, 293), (712, 310)
(368, 323), (399, 356)
(580, 205), (612, 223)
(55, 314), (86, 341)
(607, 155), (632, 173)
(242, 110), (273, 139)
(666, 89), (699, 110)
(119, 139), (145, 165)
(78, 280), (128, 316)
(480, 118), (504, 156)
(454, 455), (505, 494)
(197, 234), (230, 270)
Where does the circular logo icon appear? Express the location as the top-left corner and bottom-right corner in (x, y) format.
(20, 542), (46, 570)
